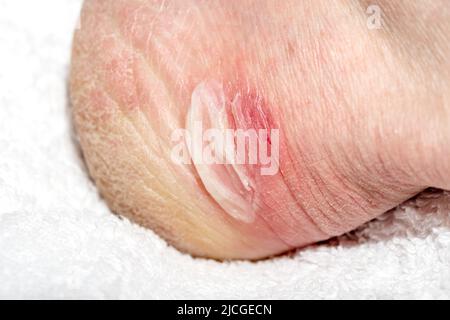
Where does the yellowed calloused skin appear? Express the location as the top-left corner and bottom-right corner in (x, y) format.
(70, 0), (450, 260)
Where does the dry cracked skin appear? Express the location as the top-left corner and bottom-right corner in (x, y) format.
(70, 0), (450, 260)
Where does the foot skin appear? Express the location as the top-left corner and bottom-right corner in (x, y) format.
(70, 0), (450, 260)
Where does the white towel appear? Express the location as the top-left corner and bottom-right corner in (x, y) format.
(1, 0), (449, 299)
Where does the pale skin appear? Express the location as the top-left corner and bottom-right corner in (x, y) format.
(70, 0), (450, 260)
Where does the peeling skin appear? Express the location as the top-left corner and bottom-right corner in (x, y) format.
(71, 0), (450, 260)
(187, 80), (259, 223)
(185, 79), (324, 246)
(186, 80), (283, 224)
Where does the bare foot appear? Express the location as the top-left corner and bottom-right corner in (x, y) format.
(70, 0), (450, 259)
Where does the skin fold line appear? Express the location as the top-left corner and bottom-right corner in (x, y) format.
(185, 80), (280, 223)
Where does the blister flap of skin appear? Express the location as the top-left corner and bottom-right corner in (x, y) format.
(186, 80), (259, 223)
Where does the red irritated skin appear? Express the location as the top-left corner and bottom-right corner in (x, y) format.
(184, 78), (326, 248)
(70, 0), (450, 259)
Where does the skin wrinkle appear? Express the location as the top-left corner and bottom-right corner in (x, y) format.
(287, 131), (336, 234)
(276, 147), (319, 223)
(312, 151), (366, 225)
(278, 119), (330, 231)
(307, 164), (348, 232)
(279, 160), (330, 237)
(254, 199), (297, 249)
(320, 159), (377, 224)
(274, 123), (332, 236)
(289, 85), (358, 232)
(266, 109), (328, 240)
(228, 88), (318, 242)
(339, 149), (390, 209)
(325, 76), (415, 208)
(258, 173), (304, 248)
(227, 97), (302, 244)
(333, 115), (418, 217)
(312, 18), (378, 228)
(214, 82), (308, 247)
(257, 186), (307, 246)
